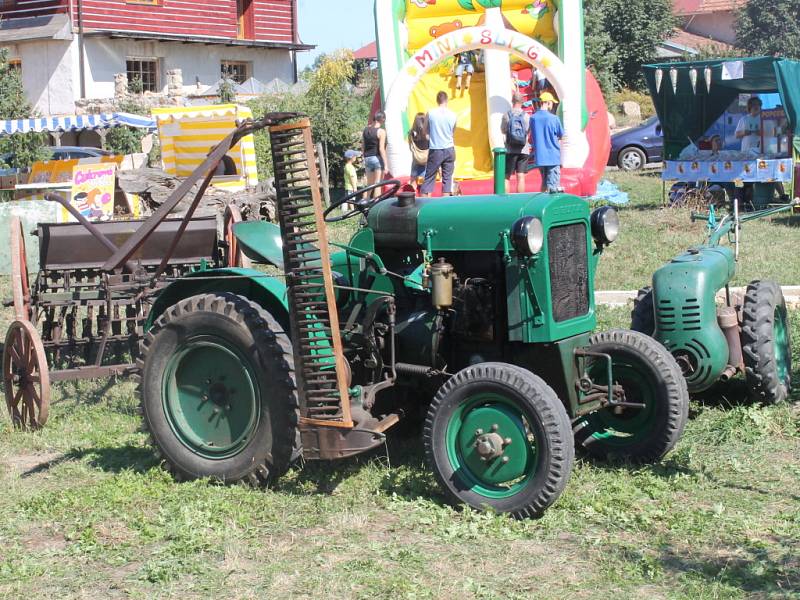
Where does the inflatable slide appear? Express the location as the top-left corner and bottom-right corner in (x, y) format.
(374, 0), (610, 196)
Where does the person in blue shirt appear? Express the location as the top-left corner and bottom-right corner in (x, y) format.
(421, 91), (458, 196)
(529, 92), (564, 193)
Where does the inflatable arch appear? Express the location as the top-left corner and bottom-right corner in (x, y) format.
(384, 20), (591, 178)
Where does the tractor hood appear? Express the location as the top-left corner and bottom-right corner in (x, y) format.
(367, 192), (590, 251)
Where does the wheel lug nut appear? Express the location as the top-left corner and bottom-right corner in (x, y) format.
(502, 456), (510, 464)
(212, 408), (220, 414)
(503, 437), (512, 446)
(475, 429), (484, 436)
(225, 405), (231, 411)
(491, 424), (499, 432)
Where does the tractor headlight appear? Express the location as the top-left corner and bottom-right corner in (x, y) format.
(511, 216), (544, 256)
(590, 206), (619, 246)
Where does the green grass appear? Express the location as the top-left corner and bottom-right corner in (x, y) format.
(596, 172), (800, 290)
(0, 180), (799, 598)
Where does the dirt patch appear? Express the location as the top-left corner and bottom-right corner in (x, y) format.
(94, 520), (135, 546)
(1, 451), (63, 476)
(19, 525), (68, 553)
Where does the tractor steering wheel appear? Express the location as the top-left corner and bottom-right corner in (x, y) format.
(324, 179), (402, 223)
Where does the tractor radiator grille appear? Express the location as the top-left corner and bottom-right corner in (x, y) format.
(269, 118), (351, 425)
(548, 223), (589, 323)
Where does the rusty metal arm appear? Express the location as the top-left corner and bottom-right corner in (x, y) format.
(43, 192), (137, 274)
(101, 112), (303, 274)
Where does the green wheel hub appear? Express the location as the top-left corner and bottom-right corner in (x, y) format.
(773, 306), (790, 384)
(446, 393), (537, 499)
(586, 364), (657, 446)
(162, 336), (260, 460)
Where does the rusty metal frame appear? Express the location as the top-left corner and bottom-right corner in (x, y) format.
(27, 113), (304, 387)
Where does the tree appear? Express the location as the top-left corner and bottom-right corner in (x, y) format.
(583, 0), (619, 94)
(0, 48), (47, 168)
(735, 0), (800, 59)
(105, 97), (150, 156)
(584, 0), (677, 91)
(217, 78), (236, 104)
(249, 50), (373, 188)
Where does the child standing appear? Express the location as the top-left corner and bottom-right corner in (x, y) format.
(343, 149), (362, 210)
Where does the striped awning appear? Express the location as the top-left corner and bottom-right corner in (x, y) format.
(0, 112), (156, 136)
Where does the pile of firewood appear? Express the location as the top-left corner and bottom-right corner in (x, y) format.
(117, 168), (276, 221)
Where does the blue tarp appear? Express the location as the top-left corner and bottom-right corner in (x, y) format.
(590, 180), (629, 205)
(0, 112), (155, 136)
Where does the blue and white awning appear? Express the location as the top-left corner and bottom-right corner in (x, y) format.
(0, 112), (156, 136)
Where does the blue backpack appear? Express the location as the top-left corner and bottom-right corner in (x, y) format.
(508, 111), (527, 147)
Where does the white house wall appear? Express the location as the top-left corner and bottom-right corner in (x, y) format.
(82, 37), (295, 98)
(4, 38), (79, 116)
(4, 36), (295, 117)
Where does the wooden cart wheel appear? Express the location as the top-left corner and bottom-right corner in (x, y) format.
(3, 320), (50, 429)
(10, 217), (32, 321)
(223, 204), (252, 269)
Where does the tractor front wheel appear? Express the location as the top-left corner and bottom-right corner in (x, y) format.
(140, 292), (299, 485)
(424, 363), (573, 519)
(630, 286), (655, 336)
(741, 280), (792, 404)
(574, 329), (689, 463)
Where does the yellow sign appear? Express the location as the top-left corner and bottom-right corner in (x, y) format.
(65, 163), (116, 222)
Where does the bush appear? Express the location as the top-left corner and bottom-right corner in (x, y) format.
(609, 89), (656, 121)
(0, 48), (48, 168)
(248, 50), (374, 188)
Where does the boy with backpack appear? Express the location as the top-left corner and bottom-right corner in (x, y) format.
(500, 92), (530, 193)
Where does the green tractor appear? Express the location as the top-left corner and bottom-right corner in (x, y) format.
(138, 116), (689, 518)
(631, 202), (794, 403)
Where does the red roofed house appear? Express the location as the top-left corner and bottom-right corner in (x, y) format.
(0, 0), (313, 115)
(673, 0), (746, 47)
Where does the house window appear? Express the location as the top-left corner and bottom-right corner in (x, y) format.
(126, 58), (159, 93)
(8, 59), (22, 74)
(221, 61), (250, 84)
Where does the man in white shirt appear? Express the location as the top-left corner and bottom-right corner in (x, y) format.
(421, 91), (458, 197)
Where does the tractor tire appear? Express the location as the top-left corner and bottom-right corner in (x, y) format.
(574, 329), (689, 463)
(741, 280), (792, 404)
(630, 286), (655, 336)
(424, 362), (573, 519)
(140, 292), (299, 485)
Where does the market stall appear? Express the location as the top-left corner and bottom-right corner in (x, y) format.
(643, 56), (800, 206)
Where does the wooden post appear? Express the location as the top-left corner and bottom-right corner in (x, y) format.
(316, 141), (330, 207)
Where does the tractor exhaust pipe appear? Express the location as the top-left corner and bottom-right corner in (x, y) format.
(717, 306), (744, 381)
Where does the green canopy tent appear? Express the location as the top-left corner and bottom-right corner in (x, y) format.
(642, 56), (800, 161)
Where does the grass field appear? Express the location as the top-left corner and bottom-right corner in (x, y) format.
(0, 175), (798, 598)
(597, 172), (800, 290)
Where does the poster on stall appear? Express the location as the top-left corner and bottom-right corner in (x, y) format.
(64, 163), (116, 222)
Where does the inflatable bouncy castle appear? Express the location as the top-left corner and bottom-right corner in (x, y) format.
(374, 0), (610, 196)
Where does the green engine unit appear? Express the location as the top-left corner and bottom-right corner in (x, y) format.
(652, 245), (735, 392)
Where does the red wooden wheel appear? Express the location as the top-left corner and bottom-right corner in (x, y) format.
(223, 204), (252, 269)
(10, 217), (32, 321)
(3, 320), (50, 429)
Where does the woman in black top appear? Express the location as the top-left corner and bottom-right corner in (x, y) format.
(361, 111), (387, 197)
(408, 112), (429, 184)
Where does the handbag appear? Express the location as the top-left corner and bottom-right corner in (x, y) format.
(409, 138), (429, 165)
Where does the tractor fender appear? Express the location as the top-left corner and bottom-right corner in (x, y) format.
(146, 267), (289, 334)
(651, 246), (734, 392)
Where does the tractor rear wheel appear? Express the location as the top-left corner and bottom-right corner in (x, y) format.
(630, 286), (655, 336)
(574, 329), (689, 463)
(424, 363), (573, 519)
(140, 292), (299, 485)
(741, 280), (792, 404)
